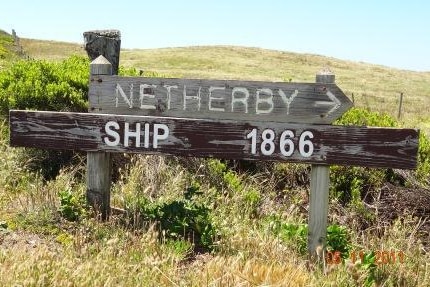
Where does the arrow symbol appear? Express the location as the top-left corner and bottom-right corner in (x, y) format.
(314, 90), (341, 116)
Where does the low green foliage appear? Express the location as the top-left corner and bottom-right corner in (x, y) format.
(417, 132), (430, 186)
(360, 251), (378, 287)
(265, 216), (351, 257)
(326, 224), (351, 259)
(0, 55), (89, 117)
(335, 107), (398, 127)
(131, 183), (217, 251)
(58, 188), (87, 222)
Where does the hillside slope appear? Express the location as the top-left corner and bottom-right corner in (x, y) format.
(19, 38), (430, 133)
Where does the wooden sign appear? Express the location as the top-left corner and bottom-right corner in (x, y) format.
(10, 110), (418, 169)
(89, 76), (353, 124)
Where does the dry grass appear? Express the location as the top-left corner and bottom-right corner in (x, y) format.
(20, 38), (86, 60)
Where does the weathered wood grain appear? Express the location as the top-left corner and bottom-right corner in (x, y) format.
(83, 30), (121, 75)
(88, 76), (353, 124)
(86, 55), (114, 220)
(308, 71), (334, 261)
(9, 110), (419, 169)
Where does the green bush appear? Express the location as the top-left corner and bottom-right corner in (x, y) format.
(334, 107), (398, 127)
(0, 55), (89, 117)
(265, 216), (351, 257)
(131, 184), (217, 251)
(417, 132), (430, 186)
(58, 188), (87, 222)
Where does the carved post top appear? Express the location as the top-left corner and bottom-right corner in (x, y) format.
(90, 55), (112, 76)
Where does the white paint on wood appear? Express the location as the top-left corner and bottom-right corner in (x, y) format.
(209, 86), (226, 112)
(92, 78), (353, 124)
(140, 84), (157, 110)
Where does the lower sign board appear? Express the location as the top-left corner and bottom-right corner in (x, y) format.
(9, 110), (418, 169)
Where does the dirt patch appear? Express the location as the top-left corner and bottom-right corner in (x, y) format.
(376, 183), (430, 245)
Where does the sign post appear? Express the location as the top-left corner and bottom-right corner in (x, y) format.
(308, 71), (335, 262)
(86, 56), (113, 220)
(83, 30), (121, 219)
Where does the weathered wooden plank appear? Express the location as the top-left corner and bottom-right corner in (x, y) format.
(9, 110), (419, 169)
(88, 76), (353, 124)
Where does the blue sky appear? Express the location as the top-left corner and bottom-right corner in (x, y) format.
(1, 0), (429, 71)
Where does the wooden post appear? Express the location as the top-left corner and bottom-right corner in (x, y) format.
(84, 30), (121, 219)
(398, 92), (404, 119)
(87, 56), (112, 220)
(308, 71), (333, 261)
(83, 30), (121, 75)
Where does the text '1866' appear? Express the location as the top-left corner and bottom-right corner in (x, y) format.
(246, 128), (314, 157)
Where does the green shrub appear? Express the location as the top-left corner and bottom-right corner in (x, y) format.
(326, 224), (351, 258)
(334, 107), (398, 127)
(416, 132), (430, 186)
(0, 55), (89, 116)
(130, 184), (218, 251)
(265, 216), (351, 257)
(58, 188), (87, 221)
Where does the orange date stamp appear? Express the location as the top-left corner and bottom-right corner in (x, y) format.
(326, 250), (405, 265)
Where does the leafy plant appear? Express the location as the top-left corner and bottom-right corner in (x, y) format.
(417, 132), (430, 186)
(335, 107), (398, 127)
(360, 251), (377, 287)
(58, 188), (87, 221)
(326, 224), (351, 258)
(266, 216), (351, 257)
(132, 184), (217, 251)
(0, 55), (89, 117)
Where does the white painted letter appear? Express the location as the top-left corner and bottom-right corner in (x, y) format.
(124, 122), (141, 147)
(231, 87), (249, 113)
(164, 85), (178, 110)
(140, 84), (157, 110)
(144, 123), (150, 148)
(116, 83), (134, 108)
(209, 86), (226, 112)
(183, 85), (201, 111)
(278, 89), (298, 115)
(104, 121), (120, 146)
(153, 124), (169, 148)
(256, 88), (274, 114)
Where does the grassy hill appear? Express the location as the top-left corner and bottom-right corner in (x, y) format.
(20, 37), (430, 134)
(1, 33), (430, 286)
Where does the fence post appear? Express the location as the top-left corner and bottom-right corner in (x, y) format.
(398, 92), (404, 119)
(83, 30), (121, 219)
(307, 71), (333, 262)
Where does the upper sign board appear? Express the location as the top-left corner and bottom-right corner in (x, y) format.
(89, 76), (353, 124)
